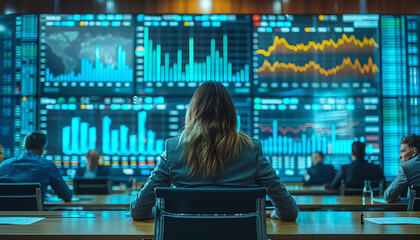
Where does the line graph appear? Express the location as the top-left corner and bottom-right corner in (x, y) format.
(253, 15), (381, 96)
(258, 122), (361, 135)
(257, 34), (378, 56)
(257, 57), (378, 77)
(253, 97), (381, 176)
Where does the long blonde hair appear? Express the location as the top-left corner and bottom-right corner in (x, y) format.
(179, 82), (254, 178)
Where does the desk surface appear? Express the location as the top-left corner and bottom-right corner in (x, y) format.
(1, 211), (419, 240)
(110, 182), (339, 195)
(283, 182), (339, 195)
(44, 194), (407, 211)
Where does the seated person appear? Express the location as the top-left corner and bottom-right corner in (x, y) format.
(0, 144), (4, 164)
(303, 152), (336, 185)
(326, 141), (383, 190)
(130, 82), (298, 221)
(75, 150), (110, 178)
(0, 132), (72, 201)
(384, 134), (420, 203)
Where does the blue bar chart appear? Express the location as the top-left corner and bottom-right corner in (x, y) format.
(253, 97), (381, 178)
(45, 46), (133, 82)
(100, 112), (165, 155)
(259, 121), (375, 156)
(39, 14), (133, 95)
(39, 96), (252, 171)
(140, 28), (249, 83)
(135, 14), (252, 95)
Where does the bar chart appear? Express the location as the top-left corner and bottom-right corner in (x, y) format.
(39, 96), (186, 169)
(39, 14), (134, 95)
(258, 121), (373, 156)
(253, 96), (381, 178)
(140, 28), (249, 83)
(45, 46), (133, 82)
(61, 111), (164, 156)
(135, 14), (252, 95)
(39, 96), (252, 171)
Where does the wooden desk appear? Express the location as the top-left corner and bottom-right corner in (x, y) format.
(283, 182), (339, 195)
(44, 194), (407, 211)
(70, 182), (337, 195)
(297, 211), (420, 240)
(45, 194), (134, 209)
(1, 211), (419, 240)
(294, 195), (407, 211)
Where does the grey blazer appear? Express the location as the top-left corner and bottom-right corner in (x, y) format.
(130, 137), (298, 221)
(384, 155), (420, 203)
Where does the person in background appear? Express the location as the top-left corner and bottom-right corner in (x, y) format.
(384, 134), (420, 203)
(75, 150), (110, 178)
(325, 141), (383, 190)
(303, 152), (336, 185)
(0, 144), (4, 164)
(0, 132), (72, 201)
(130, 81), (298, 221)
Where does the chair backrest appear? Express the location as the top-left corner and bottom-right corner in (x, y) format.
(0, 183), (43, 211)
(408, 185), (420, 211)
(339, 180), (384, 196)
(154, 187), (267, 240)
(73, 178), (112, 194)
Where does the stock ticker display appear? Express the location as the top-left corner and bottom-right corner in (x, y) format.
(0, 15), (37, 95)
(39, 96), (252, 175)
(38, 14), (134, 95)
(135, 14), (252, 95)
(381, 15), (420, 97)
(0, 96), (36, 159)
(1, 14), (420, 180)
(252, 96), (381, 180)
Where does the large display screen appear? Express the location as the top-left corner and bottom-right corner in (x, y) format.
(253, 15), (380, 96)
(253, 96), (381, 180)
(38, 14), (134, 95)
(0, 15), (37, 95)
(39, 96), (252, 178)
(1, 14), (420, 181)
(135, 14), (252, 96)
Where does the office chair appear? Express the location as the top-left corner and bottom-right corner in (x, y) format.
(408, 185), (420, 211)
(339, 179), (384, 196)
(73, 178), (112, 194)
(154, 187), (267, 240)
(0, 182), (43, 211)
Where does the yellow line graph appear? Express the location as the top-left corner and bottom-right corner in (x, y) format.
(257, 57), (379, 77)
(257, 34), (379, 56)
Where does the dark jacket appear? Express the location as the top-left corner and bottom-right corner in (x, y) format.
(75, 165), (111, 178)
(304, 163), (336, 185)
(326, 159), (383, 190)
(130, 137), (298, 221)
(0, 151), (72, 201)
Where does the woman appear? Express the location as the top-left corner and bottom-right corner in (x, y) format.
(130, 82), (298, 221)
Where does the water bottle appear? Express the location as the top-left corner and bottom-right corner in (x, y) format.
(363, 180), (373, 205)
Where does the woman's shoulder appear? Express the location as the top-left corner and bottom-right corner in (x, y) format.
(165, 137), (181, 150)
(240, 136), (262, 152)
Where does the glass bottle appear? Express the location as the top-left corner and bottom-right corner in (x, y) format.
(363, 180), (373, 204)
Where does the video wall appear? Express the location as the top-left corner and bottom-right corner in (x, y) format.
(1, 14), (419, 181)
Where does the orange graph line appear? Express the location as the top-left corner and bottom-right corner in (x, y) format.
(257, 34), (379, 56)
(257, 57), (378, 77)
(259, 122), (361, 135)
